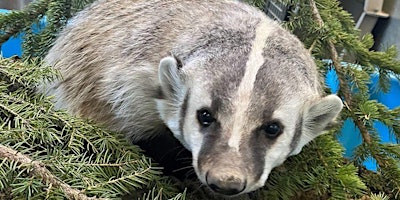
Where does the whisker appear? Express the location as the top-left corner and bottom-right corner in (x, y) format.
(175, 147), (191, 157)
(172, 165), (194, 173)
(185, 169), (196, 177)
(176, 157), (192, 162)
(159, 146), (186, 160)
(192, 183), (208, 195)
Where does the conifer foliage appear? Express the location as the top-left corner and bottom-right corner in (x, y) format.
(0, 0), (399, 199)
(0, 59), (184, 199)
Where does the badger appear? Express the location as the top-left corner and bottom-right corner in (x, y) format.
(42, 0), (343, 196)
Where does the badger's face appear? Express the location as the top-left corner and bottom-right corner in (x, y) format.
(155, 17), (343, 195)
(156, 55), (343, 196)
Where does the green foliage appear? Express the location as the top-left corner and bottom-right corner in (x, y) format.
(280, 0), (400, 198)
(0, 0), (400, 199)
(255, 131), (366, 200)
(0, 58), (184, 199)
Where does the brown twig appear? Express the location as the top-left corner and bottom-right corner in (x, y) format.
(0, 144), (102, 200)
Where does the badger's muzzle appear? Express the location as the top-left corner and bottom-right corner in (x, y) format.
(197, 141), (255, 196)
(205, 167), (246, 195)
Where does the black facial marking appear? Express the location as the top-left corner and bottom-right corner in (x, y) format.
(173, 55), (183, 69)
(247, 129), (268, 180)
(197, 121), (222, 173)
(209, 53), (248, 116)
(290, 116), (303, 155)
(179, 91), (190, 139)
(210, 95), (223, 116)
(155, 85), (164, 99)
(240, 115), (285, 182)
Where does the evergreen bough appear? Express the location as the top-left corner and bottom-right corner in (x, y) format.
(0, 0), (399, 199)
(0, 58), (185, 199)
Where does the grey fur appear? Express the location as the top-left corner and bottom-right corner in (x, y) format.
(43, 0), (261, 141)
(42, 0), (343, 195)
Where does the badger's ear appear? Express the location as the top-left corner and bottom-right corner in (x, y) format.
(156, 56), (186, 134)
(157, 56), (184, 101)
(291, 95), (343, 155)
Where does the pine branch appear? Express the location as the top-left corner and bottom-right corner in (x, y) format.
(308, 0), (386, 167)
(0, 58), (180, 199)
(0, 144), (102, 200)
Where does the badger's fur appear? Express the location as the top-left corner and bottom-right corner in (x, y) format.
(42, 0), (343, 196)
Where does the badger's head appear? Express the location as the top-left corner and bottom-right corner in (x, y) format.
(155, 22), (343, 196)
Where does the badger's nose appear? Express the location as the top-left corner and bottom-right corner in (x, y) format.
(205, 170), (246, 196)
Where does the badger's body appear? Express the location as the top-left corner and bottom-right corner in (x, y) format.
(43, 0), (343, 196)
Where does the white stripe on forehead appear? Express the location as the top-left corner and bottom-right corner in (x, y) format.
(228, 18), (275, 151)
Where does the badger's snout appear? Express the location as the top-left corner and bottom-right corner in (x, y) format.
(197, 146), (251, 196)
(205, 168), (246, 195)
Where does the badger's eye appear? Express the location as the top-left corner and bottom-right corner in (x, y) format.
(262, 122), (283, 139)
(197, 108), (215, 128)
